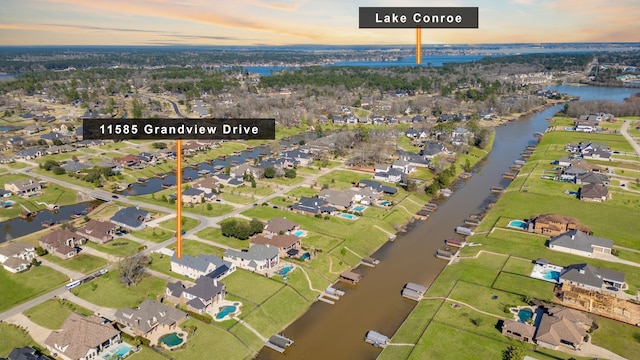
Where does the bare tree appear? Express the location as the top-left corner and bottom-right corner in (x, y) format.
(118, 255), (151, 287)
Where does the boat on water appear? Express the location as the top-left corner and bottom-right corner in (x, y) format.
(70, 212), (83, 219)
(136, 178), (148, 184)
(155, 173), (167, 179)
(162, 183), (174, 189)
(42, 220), (57, 228)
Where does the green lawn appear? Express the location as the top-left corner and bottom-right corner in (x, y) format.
(84, 239), (141, 257)
(127, 346), (168, 360)
(0, 266), (68, 312)
(195, 227), (248, 249)
(72, 270), (166, 308)
(23, 298), (93, 329)
(158, 216), (200, 232)
(131, 226), (175, 243)
(224, 270), (284, 304)
(44, 253), (108, 274)
(316, 170), (362, 189)
(130, 191), (235, 217)
(219, 192), (256, 204)
(492, 272), (555, 302)
(590, 315), (640, 360)
(0, 323), (37, 358)
(242, 286), (310, 336)
(285, 186), (319, 199)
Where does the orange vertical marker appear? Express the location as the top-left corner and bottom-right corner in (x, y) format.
(416, 27), (422, 64)
(176, 139), (182, 259)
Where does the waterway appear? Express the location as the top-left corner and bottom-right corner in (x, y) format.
(0, 201), (102, 244)
(257, 85), (640, 359)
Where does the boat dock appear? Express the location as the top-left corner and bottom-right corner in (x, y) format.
(502, 172), (517, 180)
(317, 286), (345, 305)
(415, 209), (431, 220)
(339, 271), (362, 285)
(401, 282), (428, 301)
(460, 172), (472, 179)
(423, 203), (438, 212)
(435, 248), (457, 260)
(445, 238), (466, 248)
(439, 188), (452, 197)
(365, 331), (390, 348)
(265, 334), (294, 353)
(455, 226), (475, 236)
(464, 214), (482, 226)
(361, 257), (380, 268)
(490, 186), (505, 194)
(514, 159), (526, 165)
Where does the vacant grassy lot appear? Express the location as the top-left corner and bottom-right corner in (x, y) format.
(224, 270), (284, 304)
(0, 266), (68, 312)
(44, 253), (108, 274)
(0, 323), (37, 358)
(84, 238), (140, 257)
(72, 270), (166, 308)
(23, 298), (93, 329)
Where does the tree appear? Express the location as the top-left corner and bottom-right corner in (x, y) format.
(284, 169), (297, 178)
(117, 255), (151, 287)
(35, 246), (48, 256)
(502, 346), (525, 360)
(264, 166), (276, 178)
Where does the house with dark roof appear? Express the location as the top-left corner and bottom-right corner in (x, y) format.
(110, 207), (150, 231)
(61, 161), (92, 174)
(113, 155), (140, 168)
(548, 230), (612, 257)
(575, 172), (609, 186)
(282, 149), (312, 166)
(40, 132), (67, 145)
(192, 177), (219, 194)
(290, 197), (336, 216)
(182, 188), (205, 204)
(528, 214), (590, 237)
(579, 183), (609, 202)
(373, 167), (403, 183)
(0, 242), (36, 273)
(16, 148), (44, 160)
(165, 276), (226, 315)
(559, 263), (625, 291)
(534, 306), (592, 350)
(250, 235), (301, 258)
(501, 320), (535, 343)
(263, 217), (298, 236)
(76, 220), (117, 244)
(223, 244), (279, 273)
(170, 253), (235, 280)
(5, 347), (52, 360)
(318, 189), (354, 210)
(45, 313), (120, 360)
(358, 180), (397, 195)
(420, 142), (446, 159)
(113, 299), (186, 343)
(39, 229), (85, 259)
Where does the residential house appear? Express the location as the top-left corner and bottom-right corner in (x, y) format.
(5, 179), (41, 197)
(212, 173), (244, 187)
(182, 188), (205, 204)
(391, 159), (415, 174)
(7, 137), (26, 147)
(358, 179), (398, 195)
(230, 163), (264, 179)
(290, 197), (336, 216)
(16, 148), (44, 160)
(76, 220), (117, 244)
(75, 127), (83, 140)
(528, 214), (590, 236)
(110, 207), (150, 231)
(51, 124), (69, 133)
(282, 149), (312, 167)
(582, 147), (611, 160)
(579, 183), (609, 202)
(559, 263), (625, 291)
(557, 156), (573, 167)
(39, 229), (85, 259)
(137, 152), (155, 164)
(420, 142), (446, 159)
(170, 253), (235, 280)
(575, 121), (597, 133)
(113, 300), (186, 343)
(331, 115), (345, 125)
(373, 168), (404, 183)
(397, 150), (430, 168)
(263, 217), (299, 236)
(192, 177), (219, 194)
(0, 242), (36, 273)
(61, 161), (92, 174)
(548, 230), (613, 257)
(318, 189), (354, 210)
(23, 125), (43, 135)
(575, 172), (609, 186)
(113, 155), (140, 169)
(45, 313), (121, 360)
(451, 127), (472, 146)
(250, 234), (301, 258)
(165, 276), (226, 315)
(501, 320), (535, 343)
(535, 307), (592, 350)
(5, 346), (52, 360)
(223, 244), (279, 272)
(40, 132), (66, 145)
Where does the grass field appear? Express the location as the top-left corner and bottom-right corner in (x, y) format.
(0, 266), (68, 312)
(0, 323), (37, 358)
(23, 298), (93, 329)
(84, 238), (141, 257)
(72, 270), (166, 308)
(44, 253), (108, 274)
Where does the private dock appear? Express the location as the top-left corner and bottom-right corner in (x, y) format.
(265, 334), (294, 353)
(464, 214), (482, 226)
(445, 238), (466, 248)
(317, 286), (346, 305)
(460, 172), (472, 179)
(490, 186), (505, 193)
(339, 271), (362, 285)
(136, 178), (148, 184)
(198, 169), (211, 176)
(502, 172), (517, 180)
(510, 164), (523, 172)
(388, 234), (397, 241)
(455, 226), (475, 236)
(365, 331), (390, 348)
(435, 248), (456, 260)
(361, 257), (380, 267)
(439, 189), (453, 197)
(401, 282), (428, 301)
(415, 209), (430, 220)
(423, 203), (438, 212)
(514, 159), (526, 165)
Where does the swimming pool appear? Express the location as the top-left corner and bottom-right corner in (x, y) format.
(543, 270), (560, 282)
(508, 220), (527, 229)
(293, 230), (306, 237)
(300, 252), (310, 260)
(278, 264), (294, 276)
(216, 305), (237, 320)
(517, 308), (534, 323)
(101, 343), (132, 359)
(352, 205), (366, 212)
(159, 332), (184, 347)
(337, 213), (358, 220)
(379, 201), (390, 206)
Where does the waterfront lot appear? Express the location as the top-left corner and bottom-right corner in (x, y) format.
(71, 270), (167, 308)
(0, 266), (68, 312)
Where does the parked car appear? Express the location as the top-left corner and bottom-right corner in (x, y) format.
(98, 268), (109, 275)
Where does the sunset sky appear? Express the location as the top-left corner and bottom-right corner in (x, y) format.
(1, 0), (639, 46)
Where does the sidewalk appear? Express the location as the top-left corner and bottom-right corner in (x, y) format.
(39, 258), (83, 281)
(57, 292), (118, 319)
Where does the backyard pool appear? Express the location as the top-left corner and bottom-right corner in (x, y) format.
(337, 213), (358, 220)
(1, 200), (15, 207)
(543, 270), (560, 282)
(159, 333), (184, 347)
(277, 264), (294, 276)
(352, 205), (366, 212)
(300, 252), (311, 260)
(518, 308), (534, 323)
(508, 219), (527, 229)
(216, 305), (237, 320)
(293, 230), (307, 237)
(101, 343), (132, 359)
(378, 201), (391, 206)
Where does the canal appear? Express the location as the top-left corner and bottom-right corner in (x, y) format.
(257, 85), (640, 359)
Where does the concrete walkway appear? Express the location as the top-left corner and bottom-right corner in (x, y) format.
(236, 318), (267, 342)
(5, 313), (52, 346)
(57, 292), (118, 319)
(620, 120), (640, 156)
(38, 258), (83, 281)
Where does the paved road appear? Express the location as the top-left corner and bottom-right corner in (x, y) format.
(620, 120), (640, 156)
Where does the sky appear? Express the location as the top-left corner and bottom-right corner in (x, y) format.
(0, 0), (639, 46)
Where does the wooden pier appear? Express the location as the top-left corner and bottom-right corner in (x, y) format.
(401, 282), (428, 301)
(445, 238), (466, 248)
(502, 172), (517, 180)
(265, 334), (294, 353)
(490, 186), (505, 194)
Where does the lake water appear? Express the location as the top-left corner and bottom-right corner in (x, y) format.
(545, 85), (640, 102)
(330, 55), (484, 68)
(256, 85), (636, 359)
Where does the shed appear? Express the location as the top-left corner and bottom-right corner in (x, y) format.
(365, 330), (390, 348)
